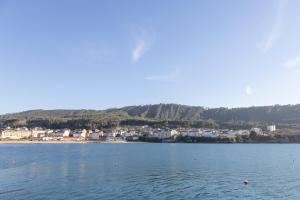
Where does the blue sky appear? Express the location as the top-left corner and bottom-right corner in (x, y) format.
(0, 0), (300, 113)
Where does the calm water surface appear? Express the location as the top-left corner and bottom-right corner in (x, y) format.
(0, 144), (299, 199)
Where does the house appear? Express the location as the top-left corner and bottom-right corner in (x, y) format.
(201, 131), (217, 138)
(180, 130), (203, 137)
(31, 128), (48, 138)
(90, 132), (99, 140)
(99, 131), (105, 137)
(72, 133), (81, 138)
(81, 129), (88, 139)
(153, 129), (176, 139)
(47, 131), (64, 139)
(267, 125), (276, 132)
(251, 128), (263, 135)
(63, 129), (71, 137)
(226, 130), (250, 136)
(121, 130), (135, 137)
(126, 136), (140, 141)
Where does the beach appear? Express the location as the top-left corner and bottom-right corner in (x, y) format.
(0, 139), (131, 144)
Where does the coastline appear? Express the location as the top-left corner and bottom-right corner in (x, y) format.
(0, 140), (138, 144)
(1, 140), (300, 144)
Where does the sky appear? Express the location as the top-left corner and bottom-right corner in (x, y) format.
(0, 0), (300, 113)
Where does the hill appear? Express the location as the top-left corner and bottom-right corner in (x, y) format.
(1, 103), (300, 130)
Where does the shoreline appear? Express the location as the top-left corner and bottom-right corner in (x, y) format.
(0, 140), (140, 144)
(1, 140), (300, 144)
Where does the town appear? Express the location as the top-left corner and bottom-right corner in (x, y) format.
(0, 125), (277, 143)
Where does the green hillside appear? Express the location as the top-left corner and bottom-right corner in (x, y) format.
(1, 103), (300, 130)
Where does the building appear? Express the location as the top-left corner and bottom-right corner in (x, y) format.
(72, 133), (81, 138)
(63, 129), (71, 137)
(31, 128), (48, 138)
(170, 129), (179, 137)
(267, 125), (276, 132)
(47, 131), (64, 138)
(81, 129), (88, 139)
(98, 131), (105, 137)
(154, 129), (176, 139)
(201, 130), (218, 138)
(1, 128), (32, 139)
(251, 128), (263, 135)
(90, 132), (99, 140)
(180, 130), (203, 137)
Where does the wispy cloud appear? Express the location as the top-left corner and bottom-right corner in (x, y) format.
(131, 28), (155, 63)
(258, 0), (288, 54)
(145, 69), (180, 82)
(246, 85), (253, 96)
(283, 53), (300, 69)
(132, 39), (146, 62)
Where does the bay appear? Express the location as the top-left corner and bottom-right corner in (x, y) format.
(0, 144), (299, 199)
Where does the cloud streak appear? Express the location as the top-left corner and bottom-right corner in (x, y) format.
(283, 53), (300, 69)
(131, 28), (154, 63)
(132, 39), (146, 62)
(246, 85), (253, 96)
(258, 0), (288, 54)
(144, 69), (180, 82)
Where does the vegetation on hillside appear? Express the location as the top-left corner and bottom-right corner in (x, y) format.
(1, 103), (300, 131)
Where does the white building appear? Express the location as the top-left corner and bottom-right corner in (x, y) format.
(180, 130), (203, 137)
(63, 129), (71, 137)
(1, 128), (32, 139)
(201, 130), (218, 138)
(81, 129), (88, 139)
(170, 130), (179, 137)
(226, 130), (250, 136)
(251, 128), (263, 135)
(153, 129), (177, 139)
(31, 129), (47, 138)
(267, 125), (276, 132)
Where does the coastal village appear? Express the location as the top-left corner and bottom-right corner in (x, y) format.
(0, 125), (277, 143)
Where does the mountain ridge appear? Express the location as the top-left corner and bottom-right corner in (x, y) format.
(1, 103), (300, 129)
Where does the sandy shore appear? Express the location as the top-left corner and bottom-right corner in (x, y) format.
(0, 140), (135, 144)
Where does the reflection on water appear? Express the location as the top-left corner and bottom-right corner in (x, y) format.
(0, 144), (300, 199)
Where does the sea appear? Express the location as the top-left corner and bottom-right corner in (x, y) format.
(0, 143), (299, 199)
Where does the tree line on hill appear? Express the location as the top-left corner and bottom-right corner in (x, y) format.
(1, 103), (300, 131)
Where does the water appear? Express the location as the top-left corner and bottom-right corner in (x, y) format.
(0, 144), (299, 199)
